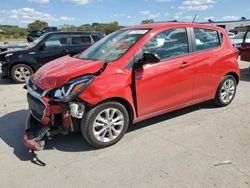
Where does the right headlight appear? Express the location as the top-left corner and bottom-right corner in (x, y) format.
(52, 75), (95, 102)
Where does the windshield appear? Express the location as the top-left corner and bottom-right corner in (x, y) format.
(77, 29), (149, 62)
(233, 32), (245, 39)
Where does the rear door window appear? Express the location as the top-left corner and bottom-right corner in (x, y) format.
(71, 35), (92, 46)
(194, 28), (220, 51)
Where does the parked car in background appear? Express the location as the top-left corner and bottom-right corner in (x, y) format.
(23, 22), (240, 151)
(230, 32), (245, 49)
(240, 26), (250, 61)
(227, 32), (235, 38)
(0, 31), (105, 83)
(27, 27), (58, 42)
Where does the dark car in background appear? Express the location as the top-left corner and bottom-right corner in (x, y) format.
(240, 26), (250, 62)
(27, 27), (58, 42)
(0, 31), (105, 83)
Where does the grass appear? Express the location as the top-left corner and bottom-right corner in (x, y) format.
(0, 37), (27, 42)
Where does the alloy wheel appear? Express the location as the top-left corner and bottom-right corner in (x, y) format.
(14, 66), (31, 82)
(220, 78), (236, 103)
(93, 108), (125, 143)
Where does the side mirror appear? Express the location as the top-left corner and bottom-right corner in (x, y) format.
(133, 51), (160, 69)
(142, 51), (160, 64)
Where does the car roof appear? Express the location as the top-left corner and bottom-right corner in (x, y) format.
(125, 22), (224, 31)
(44, 31), (104, 36)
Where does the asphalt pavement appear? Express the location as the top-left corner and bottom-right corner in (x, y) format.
(0, 60), (250, 188)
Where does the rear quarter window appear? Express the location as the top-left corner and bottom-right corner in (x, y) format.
(194, 28), (221, 52)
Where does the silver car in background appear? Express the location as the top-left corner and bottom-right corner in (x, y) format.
(230, 32), (246, 49)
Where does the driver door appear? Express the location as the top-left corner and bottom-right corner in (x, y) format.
(241, 26), (250, 61)
(134, 28), (195, 117)
(36, 34), (69, 67)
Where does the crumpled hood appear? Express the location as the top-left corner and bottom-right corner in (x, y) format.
(33, 55), (104, 90)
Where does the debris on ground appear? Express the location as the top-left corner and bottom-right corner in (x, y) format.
(214, 160), (232, 166)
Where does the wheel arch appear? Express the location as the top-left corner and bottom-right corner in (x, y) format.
(225, 71), (239, 85)
(95, 97), (135, 125)
(9, 62), (36, 74)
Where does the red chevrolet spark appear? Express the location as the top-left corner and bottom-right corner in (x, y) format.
(24, 22), (240, 150)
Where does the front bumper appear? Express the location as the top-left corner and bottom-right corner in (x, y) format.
(24, 94), (66, 150)
(1, 63), (9, 78)
(24, 79), (77, 150)
(24, 113), (48, 151)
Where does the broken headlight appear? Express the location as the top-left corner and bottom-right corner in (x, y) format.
(52, 75), (95, 102)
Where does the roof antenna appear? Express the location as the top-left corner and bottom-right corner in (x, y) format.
(192, 14), (198, 23)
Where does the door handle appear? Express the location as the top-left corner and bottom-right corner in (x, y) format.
(180, 62), (190, 69)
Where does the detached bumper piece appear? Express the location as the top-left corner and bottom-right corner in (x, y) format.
(24, 113), (50, 151)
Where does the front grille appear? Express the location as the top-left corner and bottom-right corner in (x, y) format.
(27, 93), (46, 121)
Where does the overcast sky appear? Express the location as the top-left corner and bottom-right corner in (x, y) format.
(0, 0), (249, 27)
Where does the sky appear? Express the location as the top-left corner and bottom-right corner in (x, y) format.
(0, 0), (249, 27)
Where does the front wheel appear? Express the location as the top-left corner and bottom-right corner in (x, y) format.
(10, 64), (34, 83)
(213, 75), (237, 107)
(81, 101), (129, 148)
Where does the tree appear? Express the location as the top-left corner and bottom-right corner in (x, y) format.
(60, 22), (124, 34)
(241, 16), (247, 20)
(27, 20), (48, 31)
(104, 21), (120, 34)
(141, 19), (154, 24)
(208, 19), (213, 23)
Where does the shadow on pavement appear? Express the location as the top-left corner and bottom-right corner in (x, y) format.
(0, 110), (94, 162)
(0, 72), (19, 85)
(0, 101), (216, 162)
(129, 101), (215, 132)
(0, 110), (30, 161)
(240, 66), (250, 82)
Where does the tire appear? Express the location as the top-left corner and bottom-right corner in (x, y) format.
(81, 101), (129, 148)
(10, 64), (34, 83)
(214, 75), (237, 107)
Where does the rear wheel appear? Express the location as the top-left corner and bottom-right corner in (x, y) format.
(10, 64), (34, 83)
(81, 101), (129, 148)
(214, 75), (237, 107)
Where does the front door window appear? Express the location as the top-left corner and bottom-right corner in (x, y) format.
(142, 28), (189, 61)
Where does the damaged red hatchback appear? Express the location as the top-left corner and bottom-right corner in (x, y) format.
(24, 22), (240, 150)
